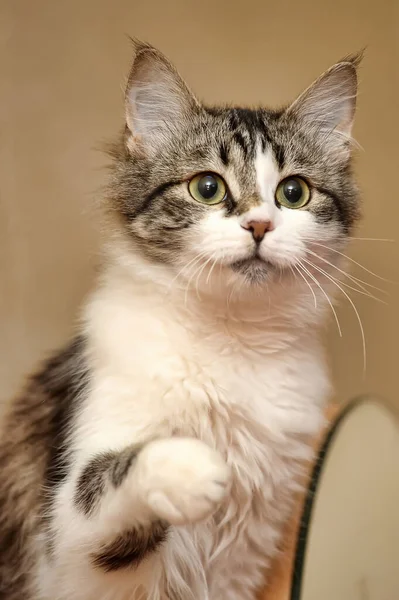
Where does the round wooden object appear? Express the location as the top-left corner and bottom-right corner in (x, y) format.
(258, 398), (399, 600)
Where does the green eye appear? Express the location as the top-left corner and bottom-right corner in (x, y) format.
(188, 173), (227, 205)
(275, 177), (310, 209)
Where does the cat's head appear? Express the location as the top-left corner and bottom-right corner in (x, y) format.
(108, 42), (361, 295)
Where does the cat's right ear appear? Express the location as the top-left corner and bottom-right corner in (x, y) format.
(125, 41), (200, 155)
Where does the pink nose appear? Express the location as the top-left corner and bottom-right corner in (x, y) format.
(241, 219), (273, 242)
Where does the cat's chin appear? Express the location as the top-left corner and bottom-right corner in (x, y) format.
(230, 257), (274, 285)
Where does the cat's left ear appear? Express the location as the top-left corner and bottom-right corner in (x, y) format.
(286, 52), (362, 153)
(125, 40), (200, 155)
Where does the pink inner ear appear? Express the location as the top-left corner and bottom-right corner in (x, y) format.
(287, 62), (358, 138)
(125, 46), (199, 146)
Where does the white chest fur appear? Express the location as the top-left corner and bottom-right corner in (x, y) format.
(73, 264), (329, 599)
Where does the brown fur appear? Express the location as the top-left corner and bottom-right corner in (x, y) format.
(0, 338), (86, 598)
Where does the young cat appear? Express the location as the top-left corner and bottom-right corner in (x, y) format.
(0, 42), (361, 600)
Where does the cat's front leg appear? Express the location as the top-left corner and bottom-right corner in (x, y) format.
(74, 437), (231, 528)
(43, 438), (230, 597)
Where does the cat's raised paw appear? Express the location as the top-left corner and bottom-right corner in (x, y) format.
(136, 438), (231, 525)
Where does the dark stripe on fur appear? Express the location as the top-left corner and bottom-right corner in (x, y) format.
(219, 141), (229, 165)
(132, 180), (181, 219)
(315, 186), (347, 229)
(272, 142), (285, 170)
(159, 222), (190, 231)
(43, 337), (89, 490)
(228, 110), (239, 131)
(234, 108), (259, 134)
(92, 522), (168, 572)
(234, 109), (286, 168)
(0, 337), (87, 598)
(224, 193), (239, 217)
(233, 131), (249, 157)
(110, 447), (140, 487)
(256, 116), (272, 153)
(75, 452), (116, 516)
(229, 108), (277, 161)
(75, 446), (140, 516)
(234, 109), (261, 155)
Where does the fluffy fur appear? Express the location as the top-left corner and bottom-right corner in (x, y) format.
(0, 42), (361, 600)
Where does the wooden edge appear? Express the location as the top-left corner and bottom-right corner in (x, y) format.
(257, 403), (341, 600)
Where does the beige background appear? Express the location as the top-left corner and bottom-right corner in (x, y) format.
(1, 0), (398, 408)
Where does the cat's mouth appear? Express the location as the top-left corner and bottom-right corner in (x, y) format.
(230, 256), (273, 283)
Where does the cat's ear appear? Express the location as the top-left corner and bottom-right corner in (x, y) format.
(125, 40), (200, 154)
(286, 52), (362, 151)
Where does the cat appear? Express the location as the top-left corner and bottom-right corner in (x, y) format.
(0, 41), (361, 600)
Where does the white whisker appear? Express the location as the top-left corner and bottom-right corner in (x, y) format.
(297, 260), (342, 337)
(302, 257), (366, 373)
(347, 237), (395, 243)
(308, 241), (395, 284)
(305, 248), (388, 301)
(172, 251), (209, 285)
(328, 275), (387, 304)
(206, 254), (220, 285)
(292, 265), (317, 308)
(183, 253), (210, 304)
(226, 276), (244, 312)
(195, 254), (216, 300)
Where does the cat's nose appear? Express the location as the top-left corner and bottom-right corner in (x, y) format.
(241, 219), (273, 242)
